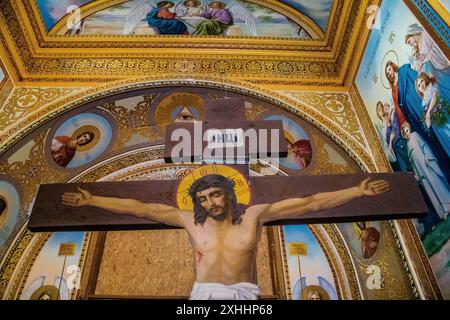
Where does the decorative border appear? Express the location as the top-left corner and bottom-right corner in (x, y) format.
(388, 221), (420, 299)
(406, 0), (450, 49)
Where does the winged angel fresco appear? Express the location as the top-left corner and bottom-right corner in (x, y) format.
(123, 0), (257, 36)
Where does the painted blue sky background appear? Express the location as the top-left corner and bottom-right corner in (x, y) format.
(279, 0), (333, 31)
(283, 225), (335, 296)
(0, 67), (4, 82)
(37, 0), (92, 30)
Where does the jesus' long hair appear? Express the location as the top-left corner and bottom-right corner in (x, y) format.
(188, 174), (247, 225)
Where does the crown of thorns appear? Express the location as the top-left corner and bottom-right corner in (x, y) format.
(188, 175), (236, 199)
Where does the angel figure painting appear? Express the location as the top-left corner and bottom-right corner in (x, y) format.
(64, 0), (313, 38)
(124, 0), (255, 36)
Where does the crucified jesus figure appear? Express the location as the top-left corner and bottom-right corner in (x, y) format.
(61, 174), (389, 300)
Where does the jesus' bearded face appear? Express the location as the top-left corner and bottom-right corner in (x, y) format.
(385, 65), (397, 84)
(196, 187), (229, 221)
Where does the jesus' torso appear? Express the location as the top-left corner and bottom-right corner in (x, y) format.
(181, 207), (263, 284)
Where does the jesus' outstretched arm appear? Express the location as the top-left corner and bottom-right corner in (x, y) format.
(61, 187), (187, 227)
(256, 178), (390, 224)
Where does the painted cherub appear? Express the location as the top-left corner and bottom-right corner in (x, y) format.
(415, 72), (450, 156)
(176, 0), (203, 17)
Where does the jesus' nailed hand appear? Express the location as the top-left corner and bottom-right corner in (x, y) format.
(60, 175), (389, 300)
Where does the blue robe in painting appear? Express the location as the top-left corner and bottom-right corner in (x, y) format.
(397, 64), (450, 182)
(146, 8), (187, 35)
(407, 132), (450, 220)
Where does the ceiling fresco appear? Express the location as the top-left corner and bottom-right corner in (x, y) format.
(60, 0), (314, 38)
(36, 0), (334, 37)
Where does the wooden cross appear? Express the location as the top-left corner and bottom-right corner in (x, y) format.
(28, 164), (426, 232)
(27, 97), (426, 231)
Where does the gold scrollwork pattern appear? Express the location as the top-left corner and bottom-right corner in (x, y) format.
(245, 102), (267, 121)
(24, 57), (339, 80)
(0, 131), (67, 210)
(279, 91), (366, 149)
(99, 95), (164, 151)
(0, 228), (35, 298)
(0, 87), (85, 132)
(308, 132), (360, 175)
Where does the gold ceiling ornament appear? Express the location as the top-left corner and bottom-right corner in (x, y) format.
(99, 94), (164, 151)
(0, 87), (86, 133)
(2, 131), (67, 209)
(278, 90), (368, 151)
(307, 132), (360, 176)
(0, 0), (368, 86)
(244, 102), (267, 121)
(0, 228), (41, 299)
(0, 76), (377, 173)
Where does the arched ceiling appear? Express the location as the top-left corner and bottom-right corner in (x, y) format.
(0, 0), (371, 87)
(37, 0), (334, 36)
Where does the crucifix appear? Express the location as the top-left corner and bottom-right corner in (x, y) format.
(28, 97), (427, 300)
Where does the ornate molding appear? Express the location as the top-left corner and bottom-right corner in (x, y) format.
(0, 87), (85, 132)
(278, 90), (367, 150)
(0, 227), (34, 298)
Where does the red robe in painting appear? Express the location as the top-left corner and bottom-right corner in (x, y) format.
(360, 227), (380, 259)
(292, 140), (312, 169)
(51, 136), (76, 167)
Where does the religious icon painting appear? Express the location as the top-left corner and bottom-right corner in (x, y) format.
(262, 114), (313, 172)
(46, 111), (115, 169)
(355, 0), (450, 298)
(19, 232), (88, 300)
(0, 177), (21, 248)
(338, 222), (382, 261)
(281, 225), (338, 300)
(152, 92), (206, 130)
(51, 0), (318, 39)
